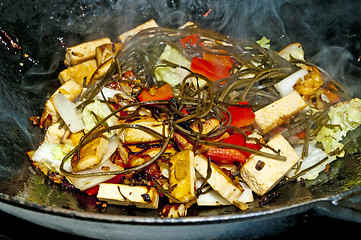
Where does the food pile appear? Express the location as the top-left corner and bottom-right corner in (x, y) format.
(27, 20), (361, 217)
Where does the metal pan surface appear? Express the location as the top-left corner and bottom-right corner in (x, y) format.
(1, 0), (361, 239)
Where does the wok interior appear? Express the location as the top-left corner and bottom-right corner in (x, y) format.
(0, 0), (361, 218)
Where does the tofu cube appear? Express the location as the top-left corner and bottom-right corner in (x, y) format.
(119, 117), (169, 144)
(254, 91), (307, 134)
(64, 37), (111, 66)
(118, 19), (158, 43)
(97, 183), (159, 209)
(194, 155), (244, 203)
(71, 134), (109, 172)
(240, 134), (300, 196)
(58, 59), (98, 85)
(169, 150), (196, 203)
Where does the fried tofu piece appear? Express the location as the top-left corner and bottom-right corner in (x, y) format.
(254, 91), (307, 134)
(293, 66), (324, 98)
(95, 42), (122, 66)
(194, 154), (244, 203)
(118, 19), (158, 43)
(169, 150), (196, 203)
(44, 122), (66, 144)
(119, 117), (169, 144)
(61, 130), (84, 147)
(64, 37), (111, 66)
(71, 134), (109, 172)
(97, 183), (159, 209)
(58, 59), (98, 85)
(240, 134), (300, 196)
(40, 80), (83, 127)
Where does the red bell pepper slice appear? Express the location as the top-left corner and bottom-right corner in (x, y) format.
(207, 133), (246, 164)
(226, 101), (255, 128)
(202, 51), (233, 71)
(241, 142), (262, 158)
(222, 133), (246, 146)
(191, 57), (230, 81)
(207, 147), (246, 164)
(138, 84), (173, 102)
(180, 34), (203, 48)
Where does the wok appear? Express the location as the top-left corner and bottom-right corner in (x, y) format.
(1, 0), (361, 239)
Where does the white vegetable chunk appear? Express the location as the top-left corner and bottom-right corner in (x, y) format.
(52, 92), (85, 133)
(287, 143), (336, 180)
(274, 68), (308, 97)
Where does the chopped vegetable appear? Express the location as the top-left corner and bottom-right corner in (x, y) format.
(180, 34), (203, 48)
(155, 45), (191, 87)
(207, 147), (246, 164)
(27, 21), (357, 216)
(226, 102), (255, 128)
(190, 57), (230, 81)
(138, 84), (173, 102)
(315, 98), (361, 157)
(256, 36), (271, 50)
(202, 51), (233, 70)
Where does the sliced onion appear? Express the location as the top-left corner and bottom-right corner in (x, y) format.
(52, 92), (85, 133)
(274, 68), (308, 97)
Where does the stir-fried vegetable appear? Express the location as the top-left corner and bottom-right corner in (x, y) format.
(27, 20), (358, 217)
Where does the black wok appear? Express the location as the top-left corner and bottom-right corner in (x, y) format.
(1, 0), (361, 239)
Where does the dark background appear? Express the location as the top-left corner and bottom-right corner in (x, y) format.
(1, 0), (361, 239)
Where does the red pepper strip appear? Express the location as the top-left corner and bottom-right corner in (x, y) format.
(138, 84), (173, 102)
(191, 57), (230, 81)
(202, 51), (233, 71)
(222, 133), (246, 146)
(123, 70), (135, 79)
(180, 34), (203, 48)
(207, 147), (246, 164)
(241, 142), (262, 158)
(207, 133), (246, 164)
(226, 101), (255, 128)
(85, 174), (124, 196)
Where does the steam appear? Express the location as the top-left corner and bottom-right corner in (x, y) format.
(0, 0), (360, 179)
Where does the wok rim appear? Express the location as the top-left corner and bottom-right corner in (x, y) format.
(0, 187), (354, 225)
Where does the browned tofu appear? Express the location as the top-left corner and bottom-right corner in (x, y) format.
(119, 117), (169, 144)
(293, 66), (324, 98)
(169, 150), (196, 203)
(240, 134), (300, 196)
(118, 19), (158, 43)
(95, 42), (122, 66)
(58, 59), (98, 85)
(97, 183), (159, 209)
(64, 37), (111, 66)
(71, 134), (109, 172)
(254, 91), (307, 134)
